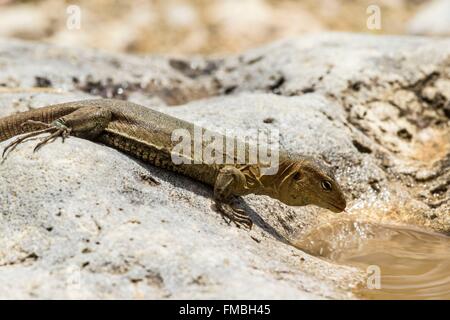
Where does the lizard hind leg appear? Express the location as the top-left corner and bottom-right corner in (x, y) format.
(2, 106), (112, 159)
(213, 166), (253, 229)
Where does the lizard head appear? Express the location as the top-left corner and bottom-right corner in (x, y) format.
(277, 159), (346, 212)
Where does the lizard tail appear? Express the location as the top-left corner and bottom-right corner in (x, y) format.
(0, 103), (80, 142)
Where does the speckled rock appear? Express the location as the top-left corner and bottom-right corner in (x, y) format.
(0, 33), (449, 299)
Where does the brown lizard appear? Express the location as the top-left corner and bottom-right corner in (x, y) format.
(0, 99), (346, 228)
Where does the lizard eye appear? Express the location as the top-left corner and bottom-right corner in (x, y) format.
(293, 172), (302, 180)
(321, 181), (332, 191)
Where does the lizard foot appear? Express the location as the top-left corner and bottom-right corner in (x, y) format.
(214, 201), (253, 230)
(2, 120), (71, 159)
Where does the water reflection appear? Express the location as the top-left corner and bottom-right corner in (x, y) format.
(294, 220), (450, 299)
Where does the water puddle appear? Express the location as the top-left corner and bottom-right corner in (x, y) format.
(293, 220), (450, 299)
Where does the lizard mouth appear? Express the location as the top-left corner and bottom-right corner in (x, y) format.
(323, 200), (346, 213)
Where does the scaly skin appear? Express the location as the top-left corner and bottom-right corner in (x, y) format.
(0, 99), (347, 228)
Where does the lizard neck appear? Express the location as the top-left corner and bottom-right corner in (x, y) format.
(254, 160), (297, 200)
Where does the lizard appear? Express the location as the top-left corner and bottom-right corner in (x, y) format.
(0, 99), (347, 229)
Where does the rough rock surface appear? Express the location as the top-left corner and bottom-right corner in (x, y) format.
(0, 33), (449, 299)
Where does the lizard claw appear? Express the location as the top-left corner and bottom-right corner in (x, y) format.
(20, 119), (51, 129)
(214, 201), (253, 230)
(2, 120), (71, 160)
(33, 126), (71, 152)
(2, 127), (54, 159)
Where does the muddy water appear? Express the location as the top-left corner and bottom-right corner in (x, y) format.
(294, 220), (450, 299)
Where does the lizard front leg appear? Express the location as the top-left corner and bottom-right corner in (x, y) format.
(2, 106), (112, 159)
(213, 166), (253, 229)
